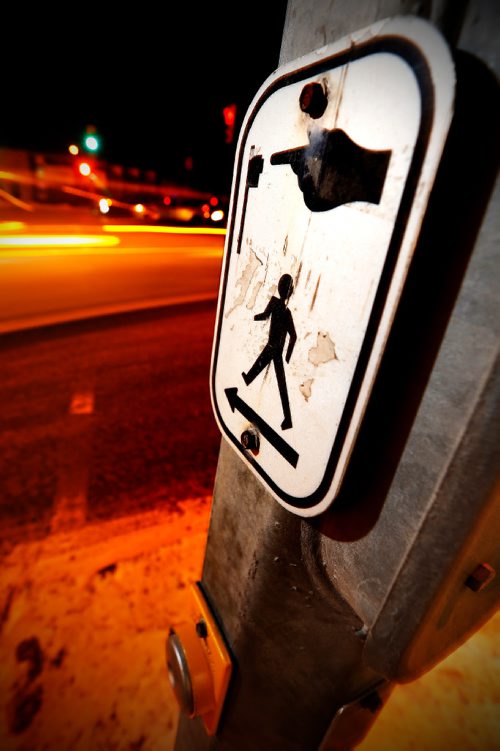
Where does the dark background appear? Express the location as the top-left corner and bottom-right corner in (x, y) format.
(1, 3), (289, 193)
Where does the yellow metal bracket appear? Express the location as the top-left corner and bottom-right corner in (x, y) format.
(167, 581), (233, 735)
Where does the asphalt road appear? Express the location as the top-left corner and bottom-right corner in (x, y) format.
(0, 205), (225, 333)
(0, 302), (222, 551)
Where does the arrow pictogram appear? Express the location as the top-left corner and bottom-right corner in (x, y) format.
(225, 387), (299, 468)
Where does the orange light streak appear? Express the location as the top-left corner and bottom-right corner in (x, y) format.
(102, 224), (226, 236)
(0, 221), (27, 231)
(0, 235), (120, 249)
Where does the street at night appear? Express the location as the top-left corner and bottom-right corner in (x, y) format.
(0, 202), (498, 750)
(1, 0), (499, 743)
(0, 206), (224, 334)
(0, 302), (221, 548)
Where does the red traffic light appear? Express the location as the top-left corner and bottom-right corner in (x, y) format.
(222, 104), (237, 144)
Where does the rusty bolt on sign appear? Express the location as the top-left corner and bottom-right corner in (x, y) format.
(299, 82), (328, 118)
(241, 427), (260, 453)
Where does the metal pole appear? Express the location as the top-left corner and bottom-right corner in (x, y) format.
(172, 2), (499, 748)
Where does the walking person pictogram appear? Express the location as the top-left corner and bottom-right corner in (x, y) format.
(242, 274), (297, 430)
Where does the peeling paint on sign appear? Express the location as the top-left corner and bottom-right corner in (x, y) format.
(308, 332), (338, 366)
(299, 379), (314, 401)
(225, 249), (262, 317)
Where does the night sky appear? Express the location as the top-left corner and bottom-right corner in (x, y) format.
(2, 2), (289, 193)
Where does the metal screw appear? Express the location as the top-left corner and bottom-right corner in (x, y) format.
(465, 562), (496, 592)
(299, 82), (328, 118)
(195, 619), (208, 638)
(241, 427), (260, 452)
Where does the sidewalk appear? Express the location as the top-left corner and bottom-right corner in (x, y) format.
(0, 497), (498, 750)
(0, 498), (212, 751)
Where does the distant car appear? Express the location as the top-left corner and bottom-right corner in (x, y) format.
(145, 194), (228, 227)
(92, 188), (229, 227)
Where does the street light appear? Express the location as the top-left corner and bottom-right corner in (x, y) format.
(78, 161), (93, 177)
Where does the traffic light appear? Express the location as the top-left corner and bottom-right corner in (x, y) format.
(84, 134), (100, 152)
(222, 104), (237, 144)
(82, 125), (101, 153)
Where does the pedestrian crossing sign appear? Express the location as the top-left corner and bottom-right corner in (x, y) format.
(210, 16), (455, 516)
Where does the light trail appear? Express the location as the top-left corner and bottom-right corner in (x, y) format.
(102, 224), (226, 236)
(0, 221), (27, 231)
(0, 188), (33, 212)
(0, 234), (120, 249)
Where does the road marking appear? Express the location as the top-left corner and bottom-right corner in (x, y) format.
(51, 388), (95, 533)
(70, 392), (94, 415)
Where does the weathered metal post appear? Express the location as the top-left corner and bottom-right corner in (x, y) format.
(168, 2), (499, 748)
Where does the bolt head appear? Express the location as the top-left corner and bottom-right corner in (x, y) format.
(195, 619), (208, 638)
(465, 562), (496, 592)
(241, 428), (260, 452)
(299, 82), (328, 119)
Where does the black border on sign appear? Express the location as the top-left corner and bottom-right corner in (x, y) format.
(211, 35), (434, 510)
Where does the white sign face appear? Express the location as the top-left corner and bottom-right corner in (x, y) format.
(210, 16), (455, 517)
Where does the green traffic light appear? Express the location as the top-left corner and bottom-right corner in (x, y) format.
(84, 134), (100, 152)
